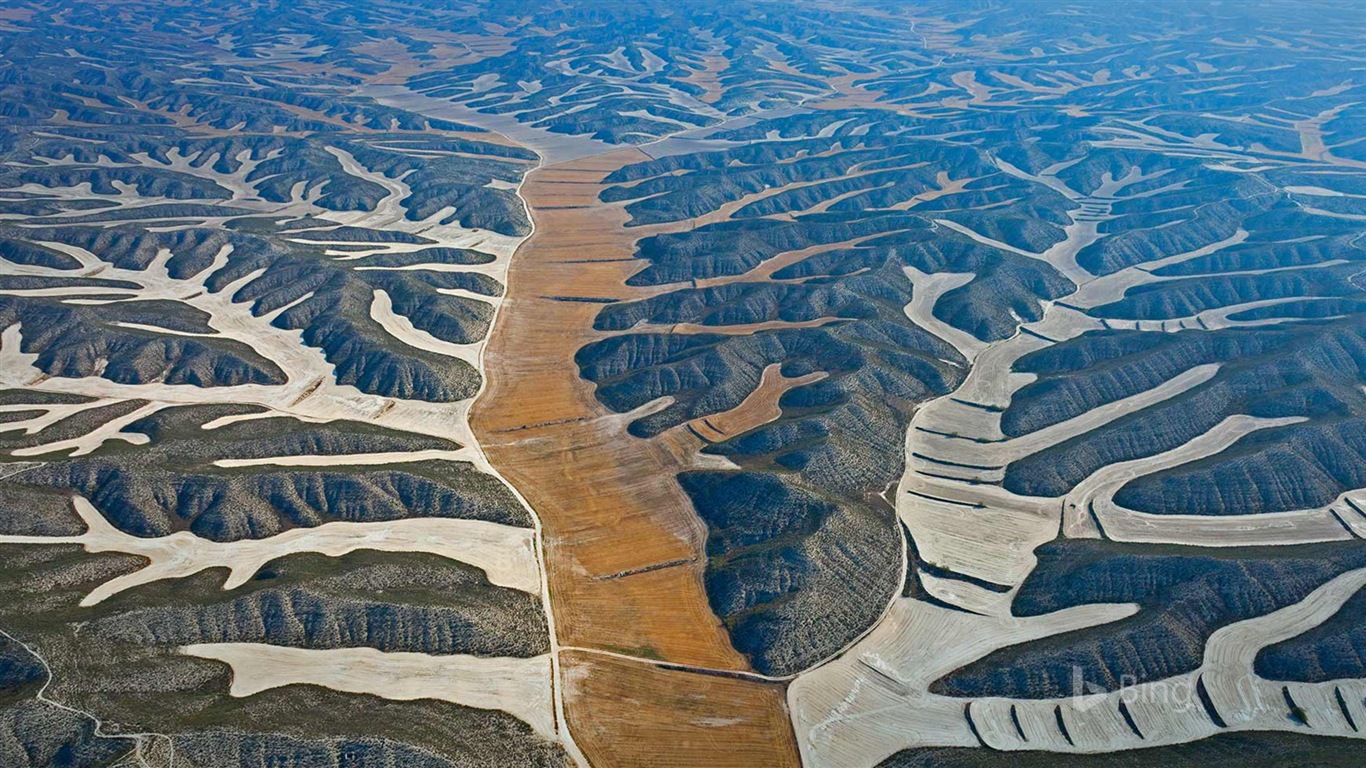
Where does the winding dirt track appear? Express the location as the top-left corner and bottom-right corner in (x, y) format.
(470, 149), (800, 766)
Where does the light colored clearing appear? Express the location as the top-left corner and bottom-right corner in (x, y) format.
(684, 154), (934, 227)
(437, 286), (500, 305)
(180, 643), (555, 740)
(693, 234), (883, 291)
(0, 497), (540, 604)
(1097, 106), (1366, 171)
(971, 566), (1366, 752)
(1, 141), (360, 225)
(1, 281), (481, 457)
(993, 363), (1219, 465)
(935, 217), (1035, 257)
(363, 84), (616, 166)
(985, 162), (1169, 286)
(680, 157), (935, 229)
(1116, 294), (1343, 333)
(902, 268), (985, 361)
(790, 595), (1136, 768)
(1067, 414), (1357, 546)
(893, 222), (1270, 588)
(897, 363), (1218, 588)
(1, 398), (161, 457)
(369, 288), (482, 367)
(1284, 185), (1365, 198)
(898, 477), (1059, 591)
(753, 77), (1366, 767)
(815, 119), (1366, 768)
(793, 569), (1366, 766)
(314, 146), (523, 267)
(1066, 229), (1251, 309)
(371, 67), (794, 167)
(0, 106), (563, 760)
(200, 410), (310, 430)
(888, 172), (981, 212)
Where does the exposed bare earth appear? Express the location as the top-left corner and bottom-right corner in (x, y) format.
(689, 363), (828, 443)
(470, 150), (802, 766)
(561, 651), (799, 768)
(180, 643), (556, 740)
(0, 496), (541, 605)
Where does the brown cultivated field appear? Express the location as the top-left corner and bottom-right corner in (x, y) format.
(689, 363), (828, 444)
(470, 149), (802, 765)
(675, 54), (730, 104)
(472, 149), (737, 665)
(561, 650), (799, 768)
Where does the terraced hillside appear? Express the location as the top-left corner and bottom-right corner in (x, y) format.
(0, 1), (1364, 767)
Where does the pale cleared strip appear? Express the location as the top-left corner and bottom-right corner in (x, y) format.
(990, 363), (1219, 465)
(0, 497), (540, 604)
(973, 567), (1366, 752)
(369, 288), (481, 367)
(793, 568), (1366, 765)
(180, 643), (555, 740)
(901, 268), (984, 361)
(11, 401), (165, 457)
(1066, 414), (1361, 547)
(898, 364), (1219, 588)
(0, 398), (127, 435)
(1, 319), (479, 451)
(790, 596), (1136, 768)
(212, 448), (474, 468)
(894, 224), (1261, 588)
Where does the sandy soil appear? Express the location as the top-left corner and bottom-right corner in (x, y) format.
(963, 566), (1366, 753)
(779, 115), (1366, 765)
(181, 643), (556, 740)
(0, 102), (582, 761)
(789, 594), (1136, 767)
(1067, 414), (1355, 546)
(902, 267), (985, 361)
(0, 496), (541, 604)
